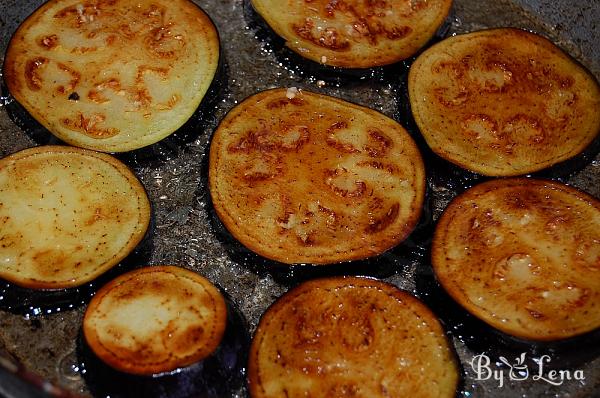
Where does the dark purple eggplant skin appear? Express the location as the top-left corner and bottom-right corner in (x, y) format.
(77, 293), (249, 398)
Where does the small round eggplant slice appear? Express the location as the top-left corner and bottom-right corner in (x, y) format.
(83, 266), (228, 376)
(432, 178), (600, 341)
(209, 88), (425, 265)
(250, 0), (452, 69)
(248, 276), (460, 397)
(409, 28), (600, 176)
(3, 0), (219, 152)
(0, 145), (150, 289)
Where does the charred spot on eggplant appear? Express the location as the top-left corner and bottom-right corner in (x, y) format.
(80, 266), (249, 397)
(249, 0), (452, 69)
(2, 0), (220, 153)
(209, 88), (426, 266)
(247, 276), (460, 397)
(409, 28), (600, 177)
(432, 178), (600, 341)
(0, 146), (151, 290)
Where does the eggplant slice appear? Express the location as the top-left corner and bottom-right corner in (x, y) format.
(2, 0), (219, 152)
(408, 28), (600, 176)
(0, 145), (151, 290)
(432, 178), (600, 341)
(209, 88), (425, 265)
(250, 0), (452, 69)
(80, 266), (249, 398)
(201, 140), (433, 283)
(83, 266), (228, 376)
(248, 276), (460, 397)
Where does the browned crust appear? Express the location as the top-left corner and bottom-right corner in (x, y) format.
(3, 0), (219, 152)
(432, 178), (600, 341)
(0, 145), (150, 289)
(208, 88), (426, 265)
(247, 276), (459, 397)
(83, 265), (227, 375)
(408, 28), (600, 176)
(251, 0), (453, 68)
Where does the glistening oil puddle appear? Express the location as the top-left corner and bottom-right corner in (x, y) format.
(0, 94), (13, 108)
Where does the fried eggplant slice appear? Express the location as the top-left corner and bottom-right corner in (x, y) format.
(432, 178), (600, 340)
(3, 0), (219, 152)
(83, 266), (227, 375)
(248, 276), (460, 397)
(0, 145), (150, 289)
(409, 28), (600, 176)
(209, 88), (425, 265)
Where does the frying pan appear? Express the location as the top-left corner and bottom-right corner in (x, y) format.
(0, 0), (598, 397)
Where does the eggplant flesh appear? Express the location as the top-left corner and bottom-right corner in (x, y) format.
(0, 146), (151, 291)
(247, 276), (460, 397)
(409, 28), (600, 177)
(80, 266), (249, 398)
(432, 178), (600, 341)
(79, 297), (249, 398)
(208, 88), (426, 265)
(2, 0), (220, 153)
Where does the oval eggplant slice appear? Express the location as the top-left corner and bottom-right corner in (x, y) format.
(83, 266), (227, 376)
(248, 276), (460, 397)
(209, 88), (425, 265)
(432, 178), (600, 341)
(408, 28), (600, 176)
(250, 0), (452, 69)
(3, 0), (219, 152)
(0, 145), (150, 289)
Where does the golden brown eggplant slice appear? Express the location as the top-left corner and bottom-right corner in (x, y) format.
(83, 265), (227, 376)
(209, 88), (425, 265)
(248, 276), (460, 397)
(409, 28), (600, 176)
(250, 0), (452, 69)
(432, 178), (600, 341)
(0, 145), (150, 289)
(3, 0), (219, 152)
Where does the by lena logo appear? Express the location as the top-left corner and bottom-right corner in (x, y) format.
(471, 353), (585, 388)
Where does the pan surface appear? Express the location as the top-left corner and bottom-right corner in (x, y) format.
(0, 0), (598, 397)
